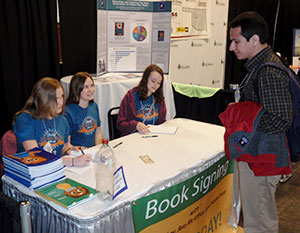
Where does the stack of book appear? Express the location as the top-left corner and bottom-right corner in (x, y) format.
(3, 148), (65, 189)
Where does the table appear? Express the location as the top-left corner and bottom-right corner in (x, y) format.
(60, 73), (176, 139)
(2, 118), (238, 233)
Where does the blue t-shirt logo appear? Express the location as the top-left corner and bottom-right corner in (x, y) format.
(78, 116), (97, 135)
(134, 92), (159, 125)
(39, 129), (64, 149)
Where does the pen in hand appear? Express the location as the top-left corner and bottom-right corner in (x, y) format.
(79, 147), (92, 163)
(79, 147), (85, 155)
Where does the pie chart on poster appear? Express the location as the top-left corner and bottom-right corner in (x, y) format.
(132, 26), (147, 42)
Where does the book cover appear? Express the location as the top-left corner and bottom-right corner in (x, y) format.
(3, 148), (63, 177)
(35, 178), (98, 209)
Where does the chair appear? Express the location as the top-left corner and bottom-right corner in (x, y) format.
(0, 130), (32, 233)
(0, 130), (17, 176)
(107, 107), (121, 140)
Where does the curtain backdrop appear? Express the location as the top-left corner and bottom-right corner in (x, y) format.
(224, 0), (300, 89)
(58, 0), (97, 77)
(0, 0), (59, 138)
(274, 0), (300, 60)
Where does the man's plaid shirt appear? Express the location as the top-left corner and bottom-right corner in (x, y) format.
(241, 46), (293, 133)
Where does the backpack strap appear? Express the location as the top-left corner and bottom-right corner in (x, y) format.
(253, 61), (290, 101)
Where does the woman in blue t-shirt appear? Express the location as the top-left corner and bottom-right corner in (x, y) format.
(65, 72), (103, 148)
(116, 64), (166, 136)
(13, 77), (91, 167)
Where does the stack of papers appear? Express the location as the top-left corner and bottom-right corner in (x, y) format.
(3, 148), (65, 189)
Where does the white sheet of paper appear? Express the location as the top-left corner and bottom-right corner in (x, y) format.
(148, 125), (178, 135)
(65, 162), (94, 174)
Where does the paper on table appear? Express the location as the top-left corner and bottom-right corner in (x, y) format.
(65, 145), (101, 174)
(65, 162), (94, 174)
(69, 150), (83, 157)
(148, 125), (178, 135)
(69, 147), (98, 161)
(64, 152), (94, 175)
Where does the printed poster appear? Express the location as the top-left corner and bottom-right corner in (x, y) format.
(97, 0), (172, 75)
(171, 0), (211, 39)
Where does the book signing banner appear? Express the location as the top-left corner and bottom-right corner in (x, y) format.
(131, 155), (234, 233)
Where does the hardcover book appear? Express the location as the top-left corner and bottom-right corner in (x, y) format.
(35, 178), (98, 209)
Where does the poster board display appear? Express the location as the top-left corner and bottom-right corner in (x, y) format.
(97, 0), (172, 75)
(293, 28), (300, 56)
(292, 29), (300, 74)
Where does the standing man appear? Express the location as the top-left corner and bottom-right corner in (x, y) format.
(228, 12), (293, 233)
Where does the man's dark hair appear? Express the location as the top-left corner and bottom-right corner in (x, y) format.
(229, 11), (269, 44)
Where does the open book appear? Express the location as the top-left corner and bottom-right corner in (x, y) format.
(148, 125), (178, 135)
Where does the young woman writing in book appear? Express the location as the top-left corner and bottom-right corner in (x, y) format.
(13, 77), (91, 167)
(116, 64), (166, 136)
(65, 72), (103, 148)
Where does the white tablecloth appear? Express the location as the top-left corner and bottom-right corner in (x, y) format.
(60, 73), (176, 139)
(2, 118), (235, 233)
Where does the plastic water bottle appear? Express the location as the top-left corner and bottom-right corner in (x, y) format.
(94, 138), (116, 201)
